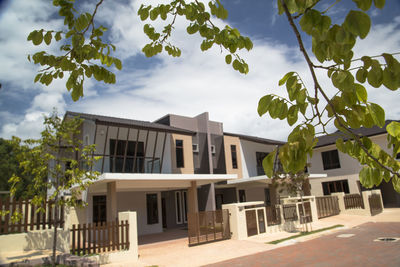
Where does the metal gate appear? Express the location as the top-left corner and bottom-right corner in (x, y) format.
(187, 209), (230, 246)
(316, 196), (340, 219)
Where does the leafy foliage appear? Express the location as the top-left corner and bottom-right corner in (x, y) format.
(8, 110), (100, 266)
(258, 0), (400, 192)
(0, 138), (33, 199)
(27, 0), (122, 101)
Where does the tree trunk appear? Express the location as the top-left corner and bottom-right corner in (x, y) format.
(52, 195), (59, 267)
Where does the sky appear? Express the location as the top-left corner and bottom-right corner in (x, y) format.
(0, 0), (400, 141)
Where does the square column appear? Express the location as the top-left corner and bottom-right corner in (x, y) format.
(188, 181), (198, 213)
(107, 181), (117, 222)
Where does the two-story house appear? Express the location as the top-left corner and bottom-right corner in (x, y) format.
(308, 121), (400, 208)
(64, 111), (285, 236)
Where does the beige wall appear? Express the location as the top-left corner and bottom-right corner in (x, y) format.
(224, 136), (243, 179)
(170, 133), (194, 174)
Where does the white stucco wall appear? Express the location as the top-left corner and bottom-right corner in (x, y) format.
(308, 134), (392, 195)
(239, 140), (276, 178)
(116, 191), (163, 236)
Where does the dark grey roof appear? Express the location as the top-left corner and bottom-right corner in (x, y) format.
(65, 111), (195, 135)
(315, 120), (398, 148)
(224, 132), (285, 145)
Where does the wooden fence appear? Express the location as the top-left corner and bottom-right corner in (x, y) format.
(70, 220), (129, 256)
(0, 197), (64, 234)
(316, 196), (340, 219)
(282, 204), (298, 221)
(298, 201), (313, 224)
(187, 209), (230, 246)
(265, 205), (281, 226)
(344, 194), (364, 209)
(369, 194), (383, 216)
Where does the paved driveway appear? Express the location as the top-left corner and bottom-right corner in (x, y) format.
(205, 222), (400, 267)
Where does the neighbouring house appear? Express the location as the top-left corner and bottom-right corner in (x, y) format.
(308, 120), (400, 208)
(63, 111), (286, 236)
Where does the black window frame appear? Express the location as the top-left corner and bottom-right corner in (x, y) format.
(256, 152), (269, 175)
(175, 139), (184, 168)
(321, 149), (341, 170)
(322, 179), (350, 195)
(93, 195), (107, 224)
(147, 193), (159, 225)
(231, 145), (238, 169)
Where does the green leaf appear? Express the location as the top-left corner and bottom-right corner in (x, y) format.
(258, 95), (273, 116)
(225, 54), (232, 64)
(44, 31), (52, 45)
(279, 72), (295, 86)
(373, 0), (385, 9)
(387, 121), (400, 138)
(355, 84), (368, 103)
(367, 64), (383, 88)
(55, 31), (62, 41)
(352, 0), (372, 11)
(287, 105), (298, 126)
(368, 103), (385, 127)
(32, 30), (43, 45)
(356, 68), (367, 83)
(262, 150), (276, 177)
(113, 58), (122, 70)
(343, 10), (371, 39)
(382, 68), (399, 91)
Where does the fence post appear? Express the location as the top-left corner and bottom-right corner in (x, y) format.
(331, 192), (345, 213)
(308, 196), (319, 222)
(362, 191), (372, 215)
(117, 211), (138, 260)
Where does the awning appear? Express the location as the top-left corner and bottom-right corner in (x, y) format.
(88, 173), (237, 193)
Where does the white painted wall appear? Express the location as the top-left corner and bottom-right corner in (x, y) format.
(239, 140), (276, 178)
(116, 191), (163, 236)
(308, 134), (393, 195)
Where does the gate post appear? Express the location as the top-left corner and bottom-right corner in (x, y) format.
(331, 192), (345, 213)
(222, 203), (247, 240)
(118, 211), (138, 260)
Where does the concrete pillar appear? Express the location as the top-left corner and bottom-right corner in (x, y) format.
(331, 192), (345, 213)
(222, 203), (247, 240)
(188, 181), (198, 213)
(107, 181), (117, 222)
(362, 190), (372, 214)
(118, 211), (138, 260)
(309, 196), (319, 222)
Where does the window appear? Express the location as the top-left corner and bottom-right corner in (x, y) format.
(109, 139), (144, 173)
(321, 149), (341, 170)
(256, 152), (269, 175)
(239, 189), (246, 202)
(192, 143), (199, 153)
(175, 191), (188, 224)
(93, 195), (106, 224)
(210, 145), (216, 155)
(322, 180), (350, 195)
(147, 194), (159, 224)
(231, 145), (238, 169)
(176, 140), (184, 168)
(216, 194), (224, 210)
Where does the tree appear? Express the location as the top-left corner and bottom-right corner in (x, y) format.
(9, 111), (99, 266)
(26, 0), (400, 193)
(0, 138), (33, 199)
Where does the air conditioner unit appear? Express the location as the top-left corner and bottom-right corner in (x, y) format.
(211, 145), (216, 154)
(192, 144), (199, 153)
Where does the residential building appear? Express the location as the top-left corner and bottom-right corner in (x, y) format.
(63, 111), (284, 236)
(308, 120), (400, 207)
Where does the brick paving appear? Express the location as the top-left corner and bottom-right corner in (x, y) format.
(205, 222), (400, 267)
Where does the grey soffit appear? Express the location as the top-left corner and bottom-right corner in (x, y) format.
(223, 132), (285, 145)
(315, 120), (399, 148)
(65, 111), (196, 135)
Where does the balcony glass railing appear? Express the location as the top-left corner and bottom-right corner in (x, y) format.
(96, 156), (161, 173)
